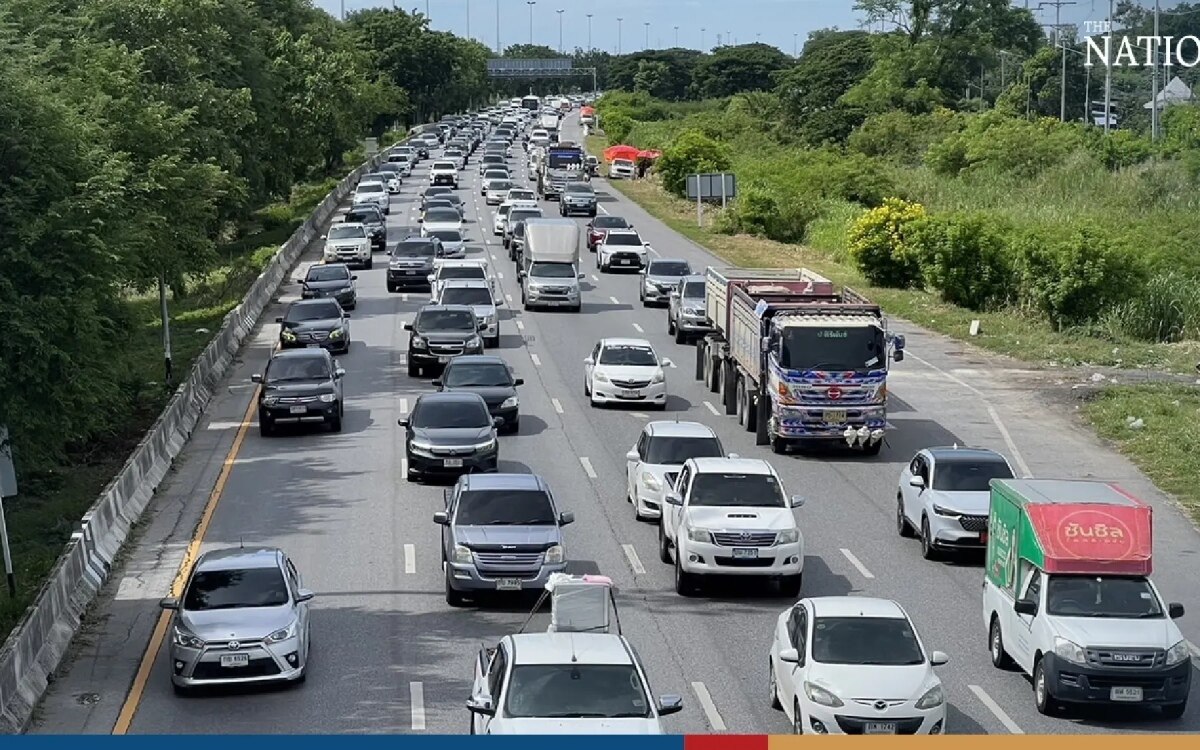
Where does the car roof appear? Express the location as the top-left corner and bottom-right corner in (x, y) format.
(603, 228), (641, 237)
(417, 390), (487, 406)
(679, 274), (706, 284)
(195, 547), (283, 572)
(689, 456), (773, 474)
(924, 446), (1010, 464)
(508, 633), (634, 666)
(649, 258), (689, 267)
(644, 421), (718, 439)
(601, 337), (654, 349)
(446, 354), (508, 367)
(441, 278), (488, 287)
(398, 235), (437, 244)
(308, 263), (350, 273)
(436, 259), (487, 268)
(290, 298), (342, 309)
(460, 472), (546, 492)
(271, 347), (331, 361)
(807, 596), (908, 620)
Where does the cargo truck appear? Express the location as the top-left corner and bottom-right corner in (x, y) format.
(518, 218), (583, 312)
(696, 267), (905, 455)
(982, 479), (1190, 718)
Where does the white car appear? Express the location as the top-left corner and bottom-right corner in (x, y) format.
(625, 421), (727, 521)
(507, 188), (536, 203)
(420, 207), (464, 236)
(430, 160), (459, 188)
(445, 149), (467, 170)
(353, 180), (389, 214)
(493, 199), (537, 236)
(484, 179), (514, 205)
(482, 167), (512, 185)
(429, 259), (495, 299)
(596, 230), (650, 272)
(435, 279), (501, 347)
(321, 223), (372, 268)
(426, 228), (467, 258)
(769, 597), (949, 735)
(896, 446), (1015, 559)
(583, 338), (671, 409)
(610, 158), (636, 179)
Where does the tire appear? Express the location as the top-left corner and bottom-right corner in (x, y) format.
(486, 334), (500, 348)
(387, 283), (397, 293)
(658, 522), (672, 563)
(674, 327), (685, 345)
(408, 361), (420, 377)
(920, 517), (938, 560)
(364, 258), (373, 270)
(1033, 658), (1058, 715)
(862, 439), (883, 456)
(674, 554), (698, 596)
(503, 417), (519, 435)
(445, 569), (466, 607)
(989, 616), (1013, 669)
(667, 315), (676, 335)
(745, 391), (758, 433)
(768, 660), (782, 710)
(897, 496), (916, 537)
(259, 416), (274, 437)
(770, 423), (787, 455)
(793, 701), (804, 734)
(777, 573), (802, 598)
(723, 361), (737, 415)
(1162, 701), (1187, 719)
(755, 394), (770, 447)
(328, 409), (343, 433)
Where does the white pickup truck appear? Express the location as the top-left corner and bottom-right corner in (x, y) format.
(658, 457), (805, 597)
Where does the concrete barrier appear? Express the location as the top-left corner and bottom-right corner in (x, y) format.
(0, 143), (410, 733)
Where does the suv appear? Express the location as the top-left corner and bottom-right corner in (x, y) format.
(434, 279), (501, 348)
(429, 259), (494, 299)
(430, 160), (459, 187)
(404, 304), (485, 377)
(322, 222), (372, 268)
(434, 473), (573, 605)
(597, 229), (649, 272)
(639, 258), (692, 306)
(353, 179), (390, 214)
(559, 182), (597, 217)
(421, 186), (454, 210)
(252, 348), (345, 435)
(387, 236), (443, 293)
(342, 204), (386, 251)
(399, 391), (500, 481)
(667, 274), (711, 344)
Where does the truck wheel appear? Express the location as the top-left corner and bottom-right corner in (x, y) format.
(708, 351), (721, 394)
(658, 522), (672, 563)
(735, 379), (747, 427)
(674, 326), (686, 345)
(1033, 658), (1059, 715)
(445, 570), (466, 608)
(896, 495), (916, 538)
(695, 341), (706, 381)
(722, 361), (737, 415)
(989, 617), (1013, 668)
(674, 555), (698, 596)
(745, 392), (758, 433)
(769, 421), (787, 454)
(408, 361), (420, 378)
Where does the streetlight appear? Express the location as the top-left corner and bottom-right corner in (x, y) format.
(701, 27), (706, 49)
(674, 25), (679, 48)
(526, 0), (535, 45)
(556, 8), (564, 53)
(466, 0), (471, 39)
(586, 13), (593, 50)
(495, 0), (501, 53)
(617, 17), (623, 55)
(644, 21), (650, 49)
(793, 32), (798, 57)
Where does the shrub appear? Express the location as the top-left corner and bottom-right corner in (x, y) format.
(848, 109), (963, 165)
(1012, 228), (1143, 329)
(1103, 271), (1200, 343)
(603, 112), (636, 145)
(656, 129), (733, 197)
(846, 197), (927, 288)
(718, 183), (821, 243)
(1091, 129), (1154, 171)
(910, 213), (1013, 310)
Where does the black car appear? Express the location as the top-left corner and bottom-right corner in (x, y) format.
(252, 348), (345, 436)
(421, 186), (454, 210)
(343, 204), (386, 251)
(297, 264), (357, 309)
(404, 304), (485, 377)
(399, 392), (501, 481)
(277, 298), (351, 353)
(387, 236), (444, 293)
(433, 355), (524, 434)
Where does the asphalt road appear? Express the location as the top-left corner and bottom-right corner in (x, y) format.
(28, 114), (1200, 735)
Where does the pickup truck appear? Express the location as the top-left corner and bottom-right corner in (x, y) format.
(430, 160), (459, 188)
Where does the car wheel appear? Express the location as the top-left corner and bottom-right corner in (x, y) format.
(486, 334), (500, 348)
(387, 283), (397, 293)
(1162, 701), (1188, 719)
(658, 521), (672, 563)
(259, 416), (274, 437)
(896, 495), (915, 538)
(674, 554), (697, 596)
(445, 569), (467, 607)
(631, 493), (645, 521)
(667, 315), (675, 334)
(777, 574), (802, 598)
(1033, 658), (1059, 715)
(364, 258), (373, 270)
(862, 439), (883, 456)
(328, 411), (343, 433)
(674, 326), (686, 345)
(407, 361), (420, 377)
(920, 517), (938, 560)
(503, 417), (519, 435)
(989, 616), (1013, 669)
(793, 701), (804, 734)
(768, 660), (782, 710)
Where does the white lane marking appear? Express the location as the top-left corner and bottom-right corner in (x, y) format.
(552, 398), (564, 414)
(410, 681), (426, 730)
(622, 544), (646, 575)
(497, 272), (504, 279)
(590, 274), (599, 282)
(207, 421), (248, 431)
(401, 293), (409, 302)
(968, 685), (1023, 734)
(530, 353), (542, 367)
(703, 401), (721, 416)
(839, 548), (875, 579)
(404, 544), (416, 574)
(516, 320), (525, 331)
(399, 398), (409, 413)
(609, 296), (620, 304)
(629, 412), (649, 419)
(691, 681), (727, 731)
(505, 293), (513, 303)
(598, 204), (609, 215)
(400, 457), (408, 476)
(579, 456), (598, 479)
(906, 351), (1031, 478)
(632, 323), (644, 333)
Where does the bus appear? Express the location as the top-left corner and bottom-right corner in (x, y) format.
(521, 95), (540, 111)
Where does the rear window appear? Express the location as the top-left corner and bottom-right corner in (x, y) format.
(394, 241), (437, 257)
(604, 233), (642, 246)
(593, 217), (629, 229)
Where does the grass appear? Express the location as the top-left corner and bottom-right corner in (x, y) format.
(0, 175), (340, 641)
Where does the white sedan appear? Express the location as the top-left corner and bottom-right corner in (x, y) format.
(625, 421), (726, 521)
(768, 597), (948, 735)
(583, 338), (671, 409)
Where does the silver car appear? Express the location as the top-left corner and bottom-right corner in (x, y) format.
(640, 258), (693, 306)
(159, 547), (314, 693)
(427, 228), (467, 258)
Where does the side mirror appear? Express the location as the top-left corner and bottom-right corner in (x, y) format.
(335, 368), (346, 378)
(908, 476), (925, 489)
(559, 511), (575, 526)
(1014, 598), (1038, 616)
(275, 317), (284, 323)
(296, 588), (315, 603)
(664, 492), (683, 506)
(427, 275), (435, 283)
(657, 695), (684, 717)
(1168, 602), (1185, 619)
(158, 597), (179, 610)
(727, 453), (740, 459)
(893, 334), (906, 351)
(779, 647), (800, 664)
(433, 511), (449, 525)
(432, 380), (443, 388)
(403, 323), (413, 331)
(251, 374), (263, 383)
(494, 297), (504, 305)
(583, 356), (594, 366)
(626, 450), (639, 462)
(397, 418), (409, 427)
(492, 417), (505, 428)
(578, 273), (586, 280)
(639, 269), (646, 275)
(417, 218), (423, 223)
(351, 275), (358, 280)
(319, 234), (326, 240)
(930, 650), (949, 666)
(478, 322), (487, 331)
(466, 696), (495, 716)
(514, 378), (524, 386)
(343, 313), (351, 319)
(893, 350), (905, 363)
(790, 495), (806, 508)
(644, 242), (652, 247)
(660, 358), (673, 368)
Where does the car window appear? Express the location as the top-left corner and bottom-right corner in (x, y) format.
(644, 436), (723, 465)
(440, 286), (493, 306)
(455, 489), (555, 526)
(285, 560), (300, 597)
(504, 664), (651, 719)
(487, 644), (507, 699)
(593, 216), (629, 229)
(689, 473), (785, 508)
(328, 225), (366, 240)
(424, 209), (461, 223)
(306, 266), (351, 282)
(681, 281), (705, 298)
(430, 230), (464, 243)
(789, 606), (808, 652)
(344, 211), (378, 224)
(266, 355), (332, 381)
(931, 459), (1013, 491)
(416, 308), (476, 331)
(285, 301), (342, 322)
(357, 182), (384, 193)
(411, 398), (490, 428)
(183, 566), (290, 610)
(528, 262), (574, 278)
(444, 362), (511, 387)
(811, 616), (925, 666)
(648, 261), (690, 276)
(598, 345), (657, 366)
(438, 266), (486, 281)
(1045, 575), (1163, 618)
(510, 210), (541, 223)
(635, 430), (649, 460)
(433, 162), (456, 170)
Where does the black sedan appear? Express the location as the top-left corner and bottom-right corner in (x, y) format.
(297, 264), (357, 309)
(277, 299), (351, 354)
(433, 356), (523, 434)
(420, 186), (454, 210)
(343, 204), (387, 251)
(252, 348), (345, 436)
(399, 392), (501, 482)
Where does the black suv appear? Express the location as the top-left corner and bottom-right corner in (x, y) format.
(252, 348), (345, 436)
(399, 392), (500, 482)
(277, 299), (351, 353)
(404, 304), (485, 377)
(343, 204), (386, 251)
(387, 236), (444, 293)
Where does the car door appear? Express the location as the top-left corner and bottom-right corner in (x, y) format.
(779, 604), (808, 713)
(443, 485), (460, 562)
(666, 464), (692, 542)
(284, 558), (310, 656)
(476, 641), (509, 734)
(1008, 563), (1041, 672)
(900, 454), (923, 522)
(627, 428), (649, 499)
(585, 342), (600, 385)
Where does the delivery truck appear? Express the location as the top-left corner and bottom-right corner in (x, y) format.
(519, 218), (582, 312)
(982, 479), (1190, 718)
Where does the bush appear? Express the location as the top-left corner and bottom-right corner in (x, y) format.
(717, 183), (821, 243)
(656, 129), (733, 197)
(603, 112), (636, 145)
(1103, 271), (1200, 343)
(910, 213), (1013, 310)
(1012, 228), (1142, 329)
(924, 114), (1090, 178)
(1091, 129), (1154, 171)
(848, 109), (963, 165)
(846, 198), (927, 288)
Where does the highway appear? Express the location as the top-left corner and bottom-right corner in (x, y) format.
(28, 113), (1200, 735)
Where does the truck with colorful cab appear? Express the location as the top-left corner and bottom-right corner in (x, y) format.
(982, 479), (1190, 718)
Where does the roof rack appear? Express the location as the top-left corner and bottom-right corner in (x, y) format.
(518, 573), (622, 636)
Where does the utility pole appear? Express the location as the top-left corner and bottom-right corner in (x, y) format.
(426, 0), (430, 19)
(586, 13), (593, 50)
(159, 274), (173, 385)
(644, 22), (650, 50)
(674, 26), (679, 48)
(496, 0), (501, 53)
(467, 0), (471, 39)
(1038, 0), (1077, 122)
(701, 28), (706, 49)
(1, 425), (17, 598)
(1151, 0), (1161, 140)
(617, 17), (623, 55)
(794, 32), (799, 57)
(556, 8), (564, 53)
(340, 0), (344, 20)
(526, 0), (535, 45)
(1104, 0), (1113, 133)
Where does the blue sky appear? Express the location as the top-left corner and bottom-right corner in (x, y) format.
(314, 1), (1144, 56)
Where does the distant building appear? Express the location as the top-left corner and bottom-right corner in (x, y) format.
(1144, 76), (1194, 112)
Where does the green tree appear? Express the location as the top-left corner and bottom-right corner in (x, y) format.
(775, 30), (874, 139)
(693, 43), (795, 98)
(656, 129), (733, 196)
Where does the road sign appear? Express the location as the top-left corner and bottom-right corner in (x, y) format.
(686, 173), (737, 202)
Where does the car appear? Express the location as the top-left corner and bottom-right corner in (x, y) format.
(387, 236), (444, 293)
(429, 258), (495, 299)
(434, 279), (501, 348)
(504, 206), (543, 248)
(430, 160), (459, 187)
(896, 446), (1015, 559)
(404, 304), (486, 377)
(609, 158), (636, 179)
(478, 153), (507, 174)
(506, 188), (536, 203)
(423, 199), (462, 217)
(528, 128), (551, 148)
(625, 421), (726, 521)
(421, 207), (465, 236)
(768, 597), (949, 735)
(276, 298), (351, 354)
(433, 355), (523, 433)
(321, 222), (372, 268)
(363, 169), (401, 195)
(667, 274), (711, 343)
(482, 167), (512, 185)
(435, 473), (572, 605)
(508, 220), (527, 262)
(399, 391), (501, 482)
(484, 179), (514, 205)
(251, 348), (346, 435)
(559, 182), (597, 217)
(586, 215), (631, 251)
(596, 229), (649, 272)
(159, 547), (314, 692)
(426, 228), (467, 258)
(445, 148), (467, 169)
(421, 186), (454, 209)
(376, 161), (408, 185)
(353, 179), (390, 214)
(342, 204), (387, 251)
(297, 263), (357, 310)
(583, 338), (672, 409)
(639, 258), (692, 306)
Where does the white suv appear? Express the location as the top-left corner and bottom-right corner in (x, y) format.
(430, 160), (459, 188)
(353, 180), (389, 214)
(596, 230), (650, 272)
(625, 421), (727, 521)
(322, 223), (373, 268)
(659, 457), (804, 596)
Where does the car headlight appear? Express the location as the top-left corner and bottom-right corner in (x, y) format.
(1166, 640), (1190, 666)
(545, 545), (564, 564)
(467, 336), (482, 349)
(329, 328), (344, 339)
(266, 621), (298, 643)
(915, 684), (944, 709)
(263, 396), (279, 406)
(804, 682), (844, 708)
(640, 472), (662, 492)
(652, 370), (665, 384)
(281, 329), (296, 341)
(411, 336), (427, 348)
(776, 528), (800, 545)
(500, 396), (518, 409)
(452, 544), (473, 564)
(410, 439), (435, 452)
(594, 372), (609, 383)
(318, 393), (337, 403)
(472, 437), (497, 451)
(172, 626), (205, 649)
(931, 504), (960, 518)
(686, 527), (712, 544)
(1054, 636), (1087, 664)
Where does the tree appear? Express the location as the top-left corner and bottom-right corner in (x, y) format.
(693, 43), (795, 98)
(775, 30), (874, 144)
(633, 60), (670, 97)
(656, 129), (733, 196)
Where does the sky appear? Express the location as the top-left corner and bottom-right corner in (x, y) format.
(313, 1), (1161, 56)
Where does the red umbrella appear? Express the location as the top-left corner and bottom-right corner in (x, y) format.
(603, 144), (640, 162)
(636, 149), (662, 160)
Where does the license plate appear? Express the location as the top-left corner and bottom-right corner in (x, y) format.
(220, 654), (249, 668)
(289, 406), (307, 414)
(864, 722), (897, 734)
(444, 458), (464, 468)
(306, 343), (321, 348)
(732, 548), (759, 559)
(824, 409), (848, 424)
(438, 355), (452, 363)
(404, 270), (418, 275)
(620, 389), (640, 398)
(618, 258), (631, 265)
(496, 578), (522, 591)
(1110, 686), (1143, 702)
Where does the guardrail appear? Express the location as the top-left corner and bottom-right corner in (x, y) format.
(0, 136), (422, 732)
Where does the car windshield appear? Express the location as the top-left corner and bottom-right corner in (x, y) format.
(598, 345), (657, 366)
(357, 182), (384, 193)
(430, 230), (463, 243)
(649, 261), (690, 277)
(416, 309), (476, 331)
(565, 185), (594, 195)
(931, 459), (1013, 491)
(484, 155), (503, 163)
(681, 281), (705, 298)
(266, 356), (332, 381)
(394, 241), (437, 258)
(593, 216), (629, 229)
(645, 436), (723, 465)
(306, 266), (351, 282)
(425, 209), (460, 223)
(780, 325), (887, 371)
(412, 398), (489, 428)
(433, 162), (456, 170)
(444, 362), (512, 388)
(605, 233), (642, 246)
(688, 473), (786, 507)
(183, 567), (290, 611)
(455, 489), (554, 526)
(504, 664), (651, 719)
(529, 262), (575, 278)
(811, 617), (926, 666)
(285, 302), (341, 322)
(424, 188), (451, 198)
(1046, 576), (1164, 618)
(614, 159), (634, 167)
(488, 181), (513, 190)
(328, 225), (366, 240)
(511, 211), (541, 224)
(438, 266), (486, 281)
(441, 286), (493, 306)
(344, 211), (378, 224)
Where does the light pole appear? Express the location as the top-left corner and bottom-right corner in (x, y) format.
(496, 0), (501, 53)
(674, 25), (679, 48)
(586, 13), (593, 50)
(466, 0), (471, 39)
(644, 22), (650, 50)
(526, 0), (535, 45)
(557, 8), (564, 53)
(617, 17), (623, 55)
(793, 32), (798, 57)
(426, 0), (430, 19)
(701, 27), (705, 49)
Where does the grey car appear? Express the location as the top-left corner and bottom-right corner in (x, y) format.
(159, 547), (314, 693)
(434, 473), (574, 606)
(343, 204), (387, 251)
(667, 274), (712, 343)
(639, 258), (693, 307)
(559, 183), (597, 217)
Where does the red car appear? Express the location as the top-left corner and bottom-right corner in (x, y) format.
(586, 215), (632, 251)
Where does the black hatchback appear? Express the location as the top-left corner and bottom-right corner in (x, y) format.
(399, 392), (501, 481)
(433, 356), (523, 434)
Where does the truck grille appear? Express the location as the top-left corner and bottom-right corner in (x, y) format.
(1086, 648), (1166, 668)
(474, 551), (543, 573)
(958, 515), (988, 533)
(712, 532), (777, 547)
(275, 396), (319, 405)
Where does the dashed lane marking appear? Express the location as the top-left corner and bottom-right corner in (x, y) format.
(609, 296), (620, 305)
(551, 398), (564, 414)
(968, 685), (1023, 734)
(404, 544), (416, 574)
(410, 681), (426, 730)
(839, 548), (875, 579)
(590, 274), (599, 282)
(399, 398), (408, 414)
(632, 323), (644, 333)
(622, 544), (646, 575)
(579, 456), (597, 479)
(516, 320), (525, 331)
(530, 353), (542, 367)
(691, 682), (727, 731)
(703, 401), (721, 416)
